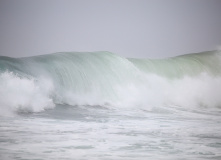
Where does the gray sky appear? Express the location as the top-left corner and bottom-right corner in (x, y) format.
(0, 0), (221, 58)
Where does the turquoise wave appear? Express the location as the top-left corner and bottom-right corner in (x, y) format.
(0, 50), (221, 112)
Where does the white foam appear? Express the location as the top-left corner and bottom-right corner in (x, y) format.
(169, 73), (221, 108)
(0, 72), (55, 116)
(114, 73), (221, 110)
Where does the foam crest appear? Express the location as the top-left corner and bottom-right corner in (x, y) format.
(0, 72), (55, 115)
(114, 73), (221, 109)
(169, 73), (221, 108)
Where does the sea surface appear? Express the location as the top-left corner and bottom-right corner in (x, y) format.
(0, 51), (221, 159)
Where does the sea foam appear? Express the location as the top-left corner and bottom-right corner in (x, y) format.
(0, 72), (54, 115)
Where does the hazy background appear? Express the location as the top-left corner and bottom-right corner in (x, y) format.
(0, 0), (221, 58)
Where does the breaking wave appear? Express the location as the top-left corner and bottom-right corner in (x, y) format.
(0, 50), (221, 114)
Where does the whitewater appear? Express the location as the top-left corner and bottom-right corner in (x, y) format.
(0, 50), (221, 160)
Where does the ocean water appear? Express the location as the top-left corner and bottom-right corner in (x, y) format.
(0, 51), (221, 160)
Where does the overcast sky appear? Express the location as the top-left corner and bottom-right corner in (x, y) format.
(0, 0), (221, 58)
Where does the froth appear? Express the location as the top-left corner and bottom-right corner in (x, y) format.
(169, 73), (221, 108)
(115, 73), (221, 110)
(0, 72), (55, 116)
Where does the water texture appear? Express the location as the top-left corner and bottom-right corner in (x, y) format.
(0, 51), (221, 159)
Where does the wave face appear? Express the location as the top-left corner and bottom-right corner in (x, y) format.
(129, 50), (221, 78)
(0, 50), (221, 114)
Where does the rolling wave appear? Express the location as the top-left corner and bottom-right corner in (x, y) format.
(0, 50), (221, 114)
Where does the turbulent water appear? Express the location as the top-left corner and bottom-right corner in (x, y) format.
(0, 50), (221, 160)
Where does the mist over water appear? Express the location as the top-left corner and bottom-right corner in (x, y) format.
(0, 50), (221, 159)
